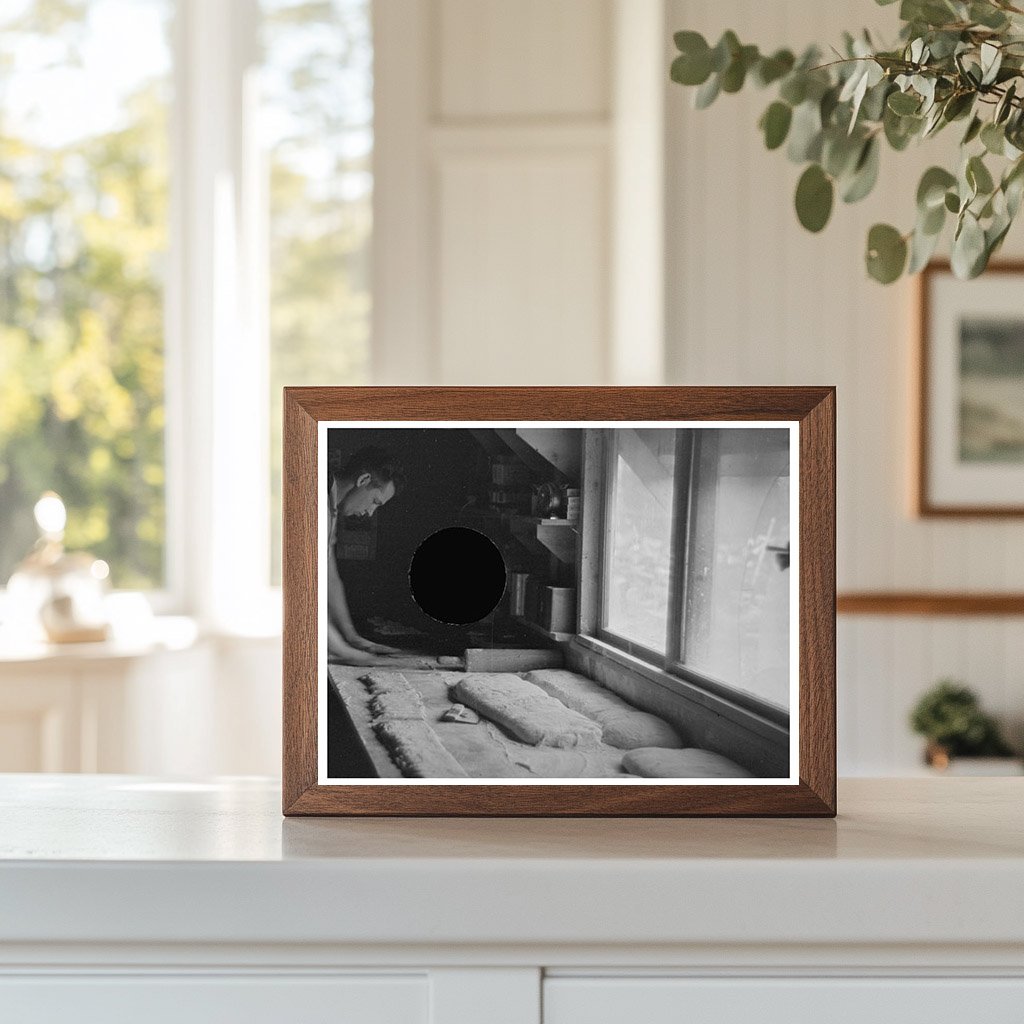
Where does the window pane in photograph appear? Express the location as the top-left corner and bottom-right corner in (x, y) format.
(0, 0), (172, 589)
(683, 429), (791, 709)
(262, 0), (372, 583)
(602, 429), (677, 653)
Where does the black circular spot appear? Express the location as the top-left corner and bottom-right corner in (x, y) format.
(409, 527), (507, 625)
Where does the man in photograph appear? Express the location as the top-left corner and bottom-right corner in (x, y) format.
(326, 445), (408, 667)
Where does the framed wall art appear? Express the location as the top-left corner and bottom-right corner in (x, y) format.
(282, 387), (836, 816)
(917, 261), (1024, 517)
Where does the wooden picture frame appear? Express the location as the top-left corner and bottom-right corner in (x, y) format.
(917, 261), (1024, 517)
(283, 387), (836, 816)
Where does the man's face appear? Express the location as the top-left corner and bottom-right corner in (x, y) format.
(339, 472), (396, 519)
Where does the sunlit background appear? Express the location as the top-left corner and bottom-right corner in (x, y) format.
(1, 0), (1022, 778)
(0, 0), (371, 591)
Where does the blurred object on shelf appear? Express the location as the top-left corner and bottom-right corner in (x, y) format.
(488, 455), (530, 512)
(508, 571), (531, 617)
(532, 481), (566, 519)
(565, 487), (581, 524)
(542, 585), (576, 635)
(910, 679), (1017, 772)
(4, 492), (111, 644)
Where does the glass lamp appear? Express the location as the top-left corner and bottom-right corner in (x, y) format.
(5, 493), (111, 644)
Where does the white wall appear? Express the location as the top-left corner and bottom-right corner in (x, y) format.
(373, 0), (665, 386)
(180, 0), (1024, 779)
(665, 0), (1024, 772)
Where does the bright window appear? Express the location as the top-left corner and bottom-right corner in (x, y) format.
(682, 429), (791, 709)
(0, 0), (376, 620)
(0, 0), (172, 589)
(597, 427), (791, 713)
(261, 0), (373, 583)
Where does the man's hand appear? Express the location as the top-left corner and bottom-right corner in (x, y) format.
(352, 638), (406, 656)
(326, 646), (380, 667)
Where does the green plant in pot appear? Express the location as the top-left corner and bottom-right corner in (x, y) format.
(909, 679), (1015, 767)
(670, 0), (1024, 283)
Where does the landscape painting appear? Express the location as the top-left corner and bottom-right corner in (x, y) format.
(959, 317), (1024, 464)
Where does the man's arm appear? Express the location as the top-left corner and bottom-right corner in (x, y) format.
(326, 510), (404, 660)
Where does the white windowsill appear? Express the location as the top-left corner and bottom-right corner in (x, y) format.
(0, 615), (203, 666)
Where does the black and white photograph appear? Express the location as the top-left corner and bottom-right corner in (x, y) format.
(320, 422), (796, 784)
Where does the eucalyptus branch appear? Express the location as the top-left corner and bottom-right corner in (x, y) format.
(670, 0), (1024, 283)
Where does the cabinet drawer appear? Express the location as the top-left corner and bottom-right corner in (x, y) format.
(544, 977), (1024, 1024)
(0, 974), (428, 1024)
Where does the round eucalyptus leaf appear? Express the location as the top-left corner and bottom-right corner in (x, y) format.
(866, 223), (907, 284)
(967, 155), (994, 196)
(721, 45), (758, 93)
(944, 190), (960, 214)
(981, 122), (1005, 156)
(842, 137), (880, 203)
(920, 199), (945, 236)
(671, 32), (712, 86)
(996, 83), (1017, 125)
(674, 29), (707, 53)
(962, 116), (983, 145)
(779, 74), (807, 106)
(760, 101), (792, 150)
(710, 30), (740, 73)
(943, 91), (974, 123)
(1004, 159), (1024, 216)
(970, 1), (1009, 29)
(795, 164), (834, 233)
(787, 101), (823, 162)
(822, 129), (861, 178)
(883, 106), (916, 151)
(860, 79), (891, 123)
(887, 90), (920, 116)
(755, 49), (795, 87)
(908, 223), (942, 274)
(917, 166), (957, 210)
(694, 73), (721, 110)
(951, 212), (986, 279)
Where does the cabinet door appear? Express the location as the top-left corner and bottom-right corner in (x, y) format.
(0, 672), (82, 771)
(544, 977), (1024, 1024)
(0, 974), (428, 1024)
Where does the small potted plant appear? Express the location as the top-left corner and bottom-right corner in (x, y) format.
(909, 679), (1019, 772)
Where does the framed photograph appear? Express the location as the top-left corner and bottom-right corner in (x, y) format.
(283, 387), (835, 816)
(917, 261), (1024, 516)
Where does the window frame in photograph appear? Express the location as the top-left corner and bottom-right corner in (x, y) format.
(585, 427), (791, 733)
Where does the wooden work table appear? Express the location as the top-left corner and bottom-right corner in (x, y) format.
(0, 775), (1022, 1022)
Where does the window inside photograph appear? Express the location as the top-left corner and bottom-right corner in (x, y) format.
(594, 427), (791, 713)
(682, 429), (790, 710)
(0, 0), (172, 589)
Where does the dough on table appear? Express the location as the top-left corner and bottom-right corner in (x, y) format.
(523, 669), (683, 750)
(375, 720), (469, 778)
(451, 673), (602, 749)
(361, 670), (468, 777)
(361, 670), (427, 721)
(621, 747), (753, 779)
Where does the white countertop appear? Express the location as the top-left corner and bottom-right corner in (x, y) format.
(1, 775), (1022, 951)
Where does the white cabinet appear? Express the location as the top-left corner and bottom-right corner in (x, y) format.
(544, 977), (1024, 1024)
(1, 778), (1022, 1024)
(0, 627), (281, 776)
(0, 643), (211, 773)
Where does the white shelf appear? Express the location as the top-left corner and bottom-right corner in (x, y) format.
(1, 776), (1023, 949)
